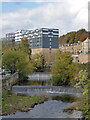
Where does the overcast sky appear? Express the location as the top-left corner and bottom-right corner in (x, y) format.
(0, 0), (89, 38)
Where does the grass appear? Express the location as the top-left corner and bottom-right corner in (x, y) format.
(2, 94), (48, 115)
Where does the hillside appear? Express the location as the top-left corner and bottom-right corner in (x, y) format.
(59, 29), (88, 44)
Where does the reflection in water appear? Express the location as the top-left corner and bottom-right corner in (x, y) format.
(51, 95), (77, 103)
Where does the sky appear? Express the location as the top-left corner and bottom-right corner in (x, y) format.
(0, 0), (89, 38)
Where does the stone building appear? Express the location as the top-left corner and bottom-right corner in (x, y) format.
(59, 38), (90, 63)
(59, 41), (82, 55)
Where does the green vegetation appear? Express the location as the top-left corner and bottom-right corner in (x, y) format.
(1, 31), (89, 119)
(32, 53), (47, 72)
(2, 94), (48, 116)
(59, 29), (88, 44)
(2, 38), (33, 81)
(52, 50), (78, 86)
(0, 58), (1, 68)
(2, 41), (15, 51)
(2, 49), (33, 74)
(75, 70), (89, 120)
(0, 41), (2, 67)
(52, 50), (89, 119)
(21, 38), (32, 60)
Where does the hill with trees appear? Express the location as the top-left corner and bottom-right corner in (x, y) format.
(59, 29), (88, 44)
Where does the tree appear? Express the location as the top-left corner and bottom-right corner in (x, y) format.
(2, 49), (33, 75)
(21, 38), (31, 60)
(59, 29), (88, 44)
(14, 38), (31, 60)
(16, 50), (33, 75)
(52, 50), (77, 86)
(2, 50), (17, 74)
(75, 70), (88, 120)
(32, 53), (47, 72)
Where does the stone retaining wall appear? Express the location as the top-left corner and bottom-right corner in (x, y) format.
(2, 72), (19, 92)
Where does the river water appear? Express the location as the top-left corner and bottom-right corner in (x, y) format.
(3, 94), (82, 119)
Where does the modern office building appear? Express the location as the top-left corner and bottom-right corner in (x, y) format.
(29, 28), (59, 55)
(14, 28), (59, 55)
(6, 33), (15, 43)
(15, 30), (29, 44)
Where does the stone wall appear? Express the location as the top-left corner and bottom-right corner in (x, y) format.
(78, 54), (90, 63)
(72, 54), (90, 63)
(32, 48), (58, 64)
(2, 72), (19, 93)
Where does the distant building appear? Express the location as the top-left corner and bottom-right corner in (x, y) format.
(14, 28), (59, 55)
(29, 28), (59, 55)
(15, 30), (29, 44)
(1, 37), (7, 44)
(59, 38), (90, 63)
(82, 38), (90, 54)
(59, 41), (82, 55)
(6, 33), (15, 43)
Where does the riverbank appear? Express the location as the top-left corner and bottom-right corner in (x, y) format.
(2, 94), (48, 116)
(2, 95), (83, 118)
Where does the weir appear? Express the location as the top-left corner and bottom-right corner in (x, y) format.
(12, 86), (82, 96)
(28, 72), (52, 81)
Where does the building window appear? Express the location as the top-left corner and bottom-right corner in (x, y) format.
(49, 38), (52, 41)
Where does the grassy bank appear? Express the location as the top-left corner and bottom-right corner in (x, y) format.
(2, 94), (48, 116)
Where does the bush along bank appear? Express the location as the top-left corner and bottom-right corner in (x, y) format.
(63, 70), (89, 120)
(2, 94), (48, 116)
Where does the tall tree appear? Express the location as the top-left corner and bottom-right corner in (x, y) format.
(2, 49), (33, 75)
(21, 38), (31, 60)
(32, 53), (47, 72)
(52, 50), (78, 86)
(75, 70), (88, 120)
(21, 38), (29, 53)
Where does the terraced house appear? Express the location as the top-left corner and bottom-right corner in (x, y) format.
(59, 38), (90, 63)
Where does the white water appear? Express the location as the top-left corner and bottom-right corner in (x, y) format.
(12, 86), (82, 96)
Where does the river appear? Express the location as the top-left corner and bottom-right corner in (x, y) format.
(2, 94), (82, 119)
(2, 74), (82, 119)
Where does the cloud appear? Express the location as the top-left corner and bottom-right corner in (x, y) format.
(1, 0), (89, 38)
(2, 0), (61, 2)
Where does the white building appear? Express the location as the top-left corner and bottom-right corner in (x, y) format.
(15, 30), (29, 44)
